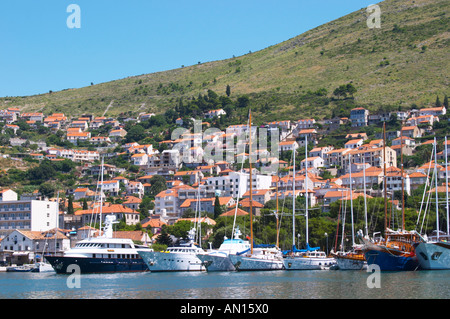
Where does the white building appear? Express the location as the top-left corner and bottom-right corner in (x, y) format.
(205, 170), (272, 198)
(0, 199), (59, 237)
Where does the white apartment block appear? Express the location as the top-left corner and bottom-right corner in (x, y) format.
(55, 149), (100, 162)
(0, 199), (58, 237)
(205, 171), (272, 198)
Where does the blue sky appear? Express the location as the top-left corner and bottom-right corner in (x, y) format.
(0, 1), (377, 97)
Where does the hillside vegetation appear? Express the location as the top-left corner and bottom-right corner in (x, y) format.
(1, 0), (448, 122)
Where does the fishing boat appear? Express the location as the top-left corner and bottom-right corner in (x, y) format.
(414, 137), (450, 270)
(283, 135), (336, 270)
(360, 126), (425, 271)
(138, 227), (206, 272)
(45, 215), (152, 274)
(197, 226), (250, 271)
(228, 110), (284, 271)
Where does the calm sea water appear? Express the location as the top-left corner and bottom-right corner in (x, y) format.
(0, 269), (449, 299)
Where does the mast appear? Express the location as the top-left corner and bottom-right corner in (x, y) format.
(383, 122), (387, 234)
(305, 135), (309, 248)
(276, 174), (280, 248)
(292, 141), (296, 250)
(446, 136), (449, 236)
(434, 137), (439, 241)
(363, 155), (368, 238)
(249, 109), (253, 254)
(99, 156), (104, 237)
(401, 133), (405, 231)
(349, 154), (355, 246)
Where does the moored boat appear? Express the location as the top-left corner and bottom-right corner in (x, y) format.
(138, 228), (206, 272)
(196, 226), (250, 272)
(45, 215), (152, 274)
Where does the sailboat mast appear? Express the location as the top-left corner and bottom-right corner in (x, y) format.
(349, 154), (355, 246)
(99, 156), (104, 236)
(446, 136), (449, 236)
(363, 155), (368, 238)
(383, 122), (387, 234)
(276, 175), (280, 248)
(292, 142), (296, 249)
(249, 110), (253, 254)
(401, 133), (405, 231)
(305, 135), (309, 247)
(434, 138), (439, 241)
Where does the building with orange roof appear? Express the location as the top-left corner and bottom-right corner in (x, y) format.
(74, 204), (140, 226)
(220, 207), (249, 217)
(419, 106), (446, 117)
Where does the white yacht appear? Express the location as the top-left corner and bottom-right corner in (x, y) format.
(228, 245), (284, 271)
(414, 231), (450, 270)
(283, 247), (337, 270)
(138, 228), (206, 272)
(45, 215), (152, 274)
(196, 227), (251, 271)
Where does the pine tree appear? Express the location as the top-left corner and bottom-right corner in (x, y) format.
(226, 84), (231, 97)
(435, 96), (442, 107)
(68, 195), (74, 214)
(443, 95), (448, 108)
(214, 196), (223, 219)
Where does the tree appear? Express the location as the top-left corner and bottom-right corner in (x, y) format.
(149, 175), (167, 196)
(435, 96), (442, 107)
(444, 95), (449, 108)
(226, 84), (231, 97)
(39, 182), (56, 199)
(156, 225), (173, 246)
(125, 124), (145, 143)
(214, 196), (224, 219)
(68, 195), (74, 214)
(237, 95), (250, 108)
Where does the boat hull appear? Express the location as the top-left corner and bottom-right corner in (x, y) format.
(229, 254), (284, 271)
(138, 250), (205, 272)
(283, 256), (336, 270)
(334, 256), (367, 270)
(414, 242), (450, 270)
(363, 249), (420, 271)
(44, 256), (149, 274)
(197, 252), (235, 272)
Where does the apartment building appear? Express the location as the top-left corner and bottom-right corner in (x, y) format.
(0, 197), (59, 237)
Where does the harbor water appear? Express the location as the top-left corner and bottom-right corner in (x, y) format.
(1, 269), (449, 299)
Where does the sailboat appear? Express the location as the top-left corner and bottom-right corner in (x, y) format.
(360, 125), (425, 271)
(282, 135), (336, 270)
(228, 110), (284, 271)
(45, 158), (153, 274)
(414, 137), (450, 270)
(331, 155), (367, 270)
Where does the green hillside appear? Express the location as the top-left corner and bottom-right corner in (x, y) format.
(1, 0), (448, 121)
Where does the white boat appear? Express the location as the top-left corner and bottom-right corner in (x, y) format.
(414, 137), (450, 270)
(196, 226), (250, 271)
(229, 246), (284, 271)
(31, 261), (55, 273)
(414, 232), (450, 270)
(45, 215), (152, 274)
(227, 110), (284, 271)
(138, 228), (206, 272)
(284, 248), (337, 270)
(282, 135), (336, 270)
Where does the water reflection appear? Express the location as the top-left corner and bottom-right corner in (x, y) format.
(1, 269), (449, 299)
